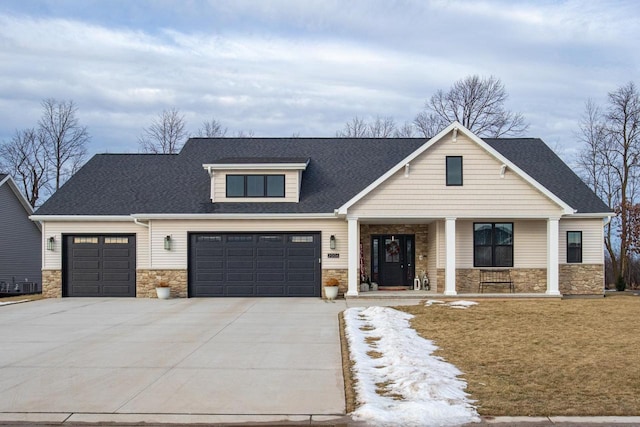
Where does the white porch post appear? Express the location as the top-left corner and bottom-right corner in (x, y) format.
(445, 217), (457, 295)
(347, 217), (360, 296)
(547, 217), (561, 295)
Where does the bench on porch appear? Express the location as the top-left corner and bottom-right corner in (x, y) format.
(478, 269), (514, 293)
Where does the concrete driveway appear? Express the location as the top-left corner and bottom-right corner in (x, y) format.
(0, 297), (351, 424)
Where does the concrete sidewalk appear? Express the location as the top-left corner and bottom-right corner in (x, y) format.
(0, 297), (352, 423)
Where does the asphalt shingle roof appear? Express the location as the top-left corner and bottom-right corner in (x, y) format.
(34, 136), (610, 216)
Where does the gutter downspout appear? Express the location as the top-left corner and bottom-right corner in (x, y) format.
(133, 218), (149, 228)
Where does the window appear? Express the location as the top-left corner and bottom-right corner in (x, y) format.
(227, 235), (253, 242)
(104, 237), (129, 244)
(73, 237), (99, 244)
(196, 235), (222, 242)
(567, 231), (582, 263)
(290, 235), (314, 243)
(474, 223), (513, 267)
(226, 175), (285, 198)
(446, 156), (463, 186)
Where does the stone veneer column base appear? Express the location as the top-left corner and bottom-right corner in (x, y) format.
(136, 269), (188, 298)
(322, 269), (348, 299)
(42, 270), (62, 298)
(560, 264), (604, 295)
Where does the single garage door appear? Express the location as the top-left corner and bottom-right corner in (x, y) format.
(63, 235), (136, 297)
(189, 232), (321, 297)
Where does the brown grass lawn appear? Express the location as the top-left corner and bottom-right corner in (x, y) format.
(400, 296), (640, 416)
(0, 294), (44, 302)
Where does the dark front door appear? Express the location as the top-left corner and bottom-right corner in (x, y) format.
(373, 235), (415, 287)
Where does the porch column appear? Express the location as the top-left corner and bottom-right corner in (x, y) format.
(347, 217), (360, 296)
(546, 217), (560, 295)
(445, 217), (457, 295)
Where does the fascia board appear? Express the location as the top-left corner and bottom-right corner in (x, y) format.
(131, 213), (337, 220)
(30, 215), (134, 222)
(203, 163), (308, 171)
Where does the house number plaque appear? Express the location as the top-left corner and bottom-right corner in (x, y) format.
(327, 253), (340, 258)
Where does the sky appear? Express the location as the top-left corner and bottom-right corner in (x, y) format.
(0, 0), (638, 162)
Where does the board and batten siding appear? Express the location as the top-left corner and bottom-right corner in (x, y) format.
(349, 134), (564, 218)
(0, 183), (41, 285)
(42, 221), (149, 270)
(212, 170), (300, 203)
(559, 218), (604, 264)
(149, 218), (347, 270)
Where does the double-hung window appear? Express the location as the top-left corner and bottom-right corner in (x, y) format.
(226, 175), (285, 198)
(474, 223), (514, 267)
(567, 231), (582, 263)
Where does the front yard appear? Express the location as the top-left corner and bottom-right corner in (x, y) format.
(345, 294), (640, 425)
(399, 295), (640, 416)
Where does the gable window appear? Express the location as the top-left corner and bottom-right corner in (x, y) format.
(226, 175), (285, 198)
(474, 223), (513, 267)
(446, 156), (463, 186)
(567, 231), (582, 263)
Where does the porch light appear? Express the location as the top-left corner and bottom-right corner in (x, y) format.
(164, 235), (172, 251)
(47, 236), (55, 251)
(329, 235), (336, 250)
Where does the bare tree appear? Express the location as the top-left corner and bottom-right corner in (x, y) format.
(337, 116), (403, 138)
(196, 117), (227, 137)
(336, 116), (369, 137)
(394, 121), (417, 138)
(235, 129), (255, 138)
(414, 75), (529, 138)
(0, 128), (49, 207)
(368, 116), (397, 137)
(578, 82), (640, 284)
(139, 108), (187, 154)
(39, 99), (89, 190)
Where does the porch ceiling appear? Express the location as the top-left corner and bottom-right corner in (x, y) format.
(357, 217), (437, 225)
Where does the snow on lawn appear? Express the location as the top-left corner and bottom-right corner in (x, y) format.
(344, 306), (479, 427)
(425, 300), (478, 309)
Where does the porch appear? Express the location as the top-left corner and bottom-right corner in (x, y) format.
(345, 217), (592, 297)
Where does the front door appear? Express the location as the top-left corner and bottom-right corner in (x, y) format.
(373, 235), (415, 287)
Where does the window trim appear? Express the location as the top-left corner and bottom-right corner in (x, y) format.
(473, 222), (514, 267)
(225, 174), (285, 198)
(446, 156), (463, 186)
(566, 231), (583, 263)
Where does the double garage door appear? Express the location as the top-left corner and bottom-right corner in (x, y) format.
(189, 232), (321, 297)
(64, 232), (321, 297)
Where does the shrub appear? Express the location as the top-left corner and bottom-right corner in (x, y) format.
(615, 275), (627, 292)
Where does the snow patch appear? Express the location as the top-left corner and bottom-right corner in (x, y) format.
(344, 306), (480, 427)
(425, 300), (479, 309)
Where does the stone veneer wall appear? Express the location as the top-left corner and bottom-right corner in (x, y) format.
(456, 268), (547, 293)
(436, 265), (604, 295)
(322, 268), (348, 299)
(42, 270), (62, 298)
(137, 269), (188, 298)
(359, 224), (429, 284)
(560, 264), (604, 294)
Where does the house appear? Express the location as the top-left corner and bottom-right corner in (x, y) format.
(31, 122), (611, 298)
(0, 174), (41, 293)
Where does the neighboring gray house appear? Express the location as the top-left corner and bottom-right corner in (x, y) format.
(0, 174), (41, 291)
(32, 122), (611, 299)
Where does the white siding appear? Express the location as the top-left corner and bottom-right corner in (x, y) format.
(42, 221), (150, 270)
(213, 170), (300, 202)
(559, 218), (604, 264)
(149, 218), (347, 270)
(350, 134), (564, 218)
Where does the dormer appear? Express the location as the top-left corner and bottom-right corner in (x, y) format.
(203, 157), (310, 203)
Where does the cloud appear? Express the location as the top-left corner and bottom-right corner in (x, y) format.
(0, 1), (637, 159)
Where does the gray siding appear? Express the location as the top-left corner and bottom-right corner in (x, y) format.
(0, 184), (41, 286)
